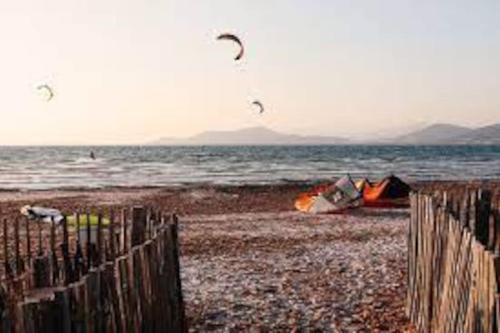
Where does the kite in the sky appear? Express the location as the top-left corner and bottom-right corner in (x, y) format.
(252, 100), (264, 114)
(37, 84), (54, 101)
(216, 33), (244, 61)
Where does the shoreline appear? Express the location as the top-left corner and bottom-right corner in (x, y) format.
(1, 178), (499, 193)
(0, 179), (497, 217)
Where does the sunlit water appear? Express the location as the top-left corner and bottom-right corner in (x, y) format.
(0, 145), (498, 189)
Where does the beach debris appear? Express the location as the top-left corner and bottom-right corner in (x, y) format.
(216, 33), (244, 61)
(36, 84), (54, 101)
(20, 205), (64, 223)
(252, 100), (264, 114)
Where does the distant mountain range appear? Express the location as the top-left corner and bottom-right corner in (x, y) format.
(149, 127), (348, 145)
(149, 123), (500, 145)
(392, 123), (500, 145)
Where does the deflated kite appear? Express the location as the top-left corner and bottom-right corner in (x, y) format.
(295, 175), (362, 214)
(216, 33), (244, 61)
(21, 205), (64, 223)
(356, 175), (411, 207)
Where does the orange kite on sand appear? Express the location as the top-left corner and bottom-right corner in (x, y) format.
(295, 175), (411, 213)
(295, 175), (362, 214)
(356, 175), (411, 208)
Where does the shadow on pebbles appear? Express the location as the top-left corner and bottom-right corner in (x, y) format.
(180, 209), (412, 332)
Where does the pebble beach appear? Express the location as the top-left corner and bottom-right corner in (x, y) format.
(181, 210), (410, 332)
(1, 181), (497, 331)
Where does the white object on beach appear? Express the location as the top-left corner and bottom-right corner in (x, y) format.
(20, 205), (64, 223)
(296, 175), (362, 214)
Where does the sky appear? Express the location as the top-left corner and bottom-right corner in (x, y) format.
(0, 0), (499, 145)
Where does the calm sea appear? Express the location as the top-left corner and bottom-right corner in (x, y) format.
(0, 145), (498, 189)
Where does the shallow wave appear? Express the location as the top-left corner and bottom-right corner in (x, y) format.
(0, 145), (498, 189)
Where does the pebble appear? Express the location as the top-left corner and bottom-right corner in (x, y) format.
(181, 210), (412, 331)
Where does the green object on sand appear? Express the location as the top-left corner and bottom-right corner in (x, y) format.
(66, 214), (110, 227)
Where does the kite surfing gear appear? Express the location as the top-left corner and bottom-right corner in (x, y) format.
(37, 84), (54, 101)
(295, 175), (362, 214)
(20, 205), (64, 223)
(252, 100), (264, 114)
(217, 33), (244, 61)
(356, 175), (411, 207)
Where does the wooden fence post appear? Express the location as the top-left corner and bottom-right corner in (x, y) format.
(50, 217), (59, 285)
(476, 190), (492, 248)
(488, 205), (497, 252)
(25, 217), (32, 268)
(54, 287), (71, 333)
(3, 218), (11, 277)
(131, 207), (146, 247)
(86, 209), (93, 268)
(494, 198), (500, 253)
(170, 214), (186, 332)
(36, 220), (43, 256)
(121, 209), (128, 255)
(14, 218), (22, 274)
(97, 212), (103, 265)
(74, 212), (85, 278)
(109, 211), (116, 261)
(469, 190), (477, 234)
(61, 216), (72, 285)
(33, 256), (51, 288)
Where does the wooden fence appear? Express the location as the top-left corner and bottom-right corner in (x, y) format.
(407, 188), (499, 332)
(0, 206), (185, 332)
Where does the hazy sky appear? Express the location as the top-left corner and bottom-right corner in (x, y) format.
(1, 1), (499, 144)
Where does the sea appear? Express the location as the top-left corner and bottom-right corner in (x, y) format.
(0, 145), (498, 190)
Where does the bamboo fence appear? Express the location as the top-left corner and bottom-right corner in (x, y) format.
(0, 206), (185, 332)
(407, 188), (499, 332)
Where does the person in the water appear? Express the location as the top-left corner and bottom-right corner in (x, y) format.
(90, 151), (96, 160)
